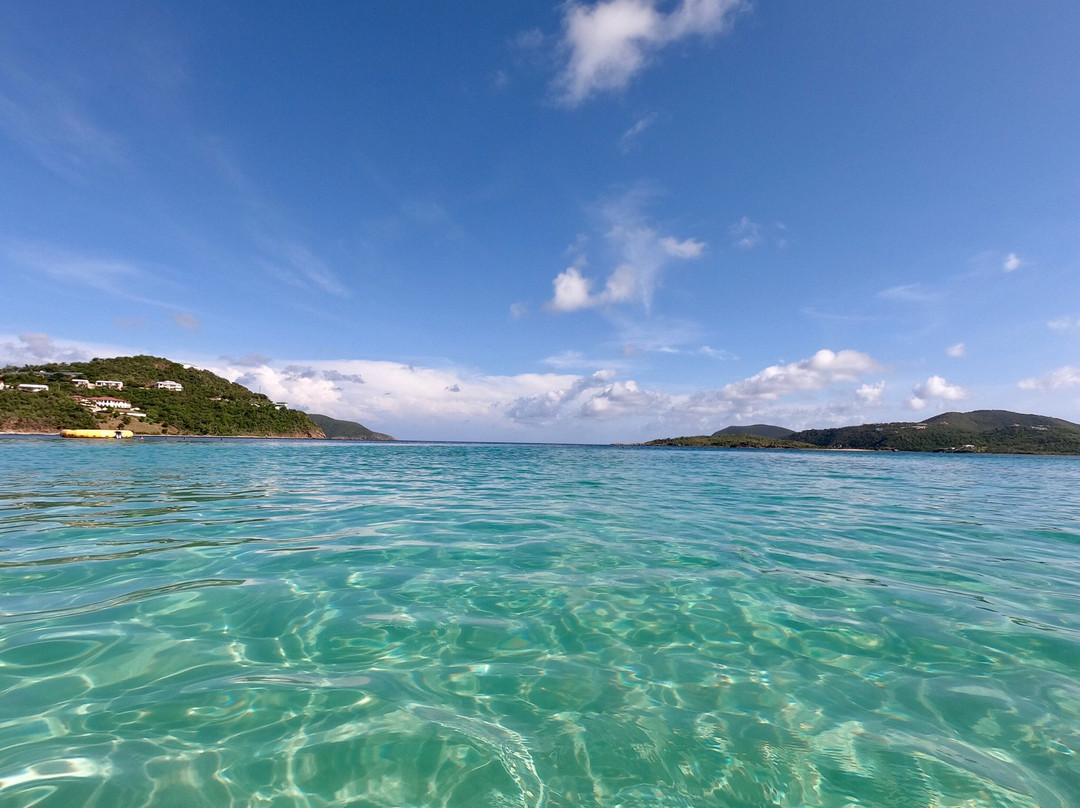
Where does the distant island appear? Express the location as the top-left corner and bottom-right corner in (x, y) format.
(0, 355), (392, 440)
(643, 410), (1080, 455)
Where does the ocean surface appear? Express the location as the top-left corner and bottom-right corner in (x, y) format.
(1, 437), (1079, 808)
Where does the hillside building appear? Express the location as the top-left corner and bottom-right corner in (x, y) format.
(89, 397), (131, 410)
(95, 380), (123, 390)
(17, 384), (49, 392)
(153, 380), (183, 391)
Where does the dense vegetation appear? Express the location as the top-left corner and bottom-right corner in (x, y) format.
(646, 411), (1080, 455)
(0, 356), (324, 437)
(0, 387), (96, 432)
(789, 410), (1080, 454)
(308, 413), (394, 441)
(643, 434), (818, 449)
(711, 424), (795, 439)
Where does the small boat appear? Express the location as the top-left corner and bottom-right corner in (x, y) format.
(60, 429), (134, 439)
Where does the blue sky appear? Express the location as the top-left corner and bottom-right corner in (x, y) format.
(2, 1), (1079, 441)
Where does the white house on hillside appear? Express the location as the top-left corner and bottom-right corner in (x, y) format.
(73, 379), (93, 388)
(153, 380), (183, 391)
(96, 380), (123, 390)
(89, 396), (131, 409)
(17, 384), (49, 392)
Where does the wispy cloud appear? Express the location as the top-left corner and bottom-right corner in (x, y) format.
(0, 240), (179, 310)
(729, 217), (787, 249)
(619, 112), (658, 152)
(255, 237), (349, 297)
(1003, 252), (1023, 272)
(946, 342), (966, 358)
(0, 69), (125, 181)
(554, 0), (746, 105)
(877, 284), (940, 304)
(547, 192), (705, 312)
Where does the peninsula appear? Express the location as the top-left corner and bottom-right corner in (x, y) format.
(0, 355), (391, 440)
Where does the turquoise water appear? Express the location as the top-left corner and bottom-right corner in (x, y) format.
(2, 438), (1079, 807)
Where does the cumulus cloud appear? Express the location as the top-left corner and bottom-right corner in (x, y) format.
(1003, 252), (1023, 272)
(946, 342), (966, 358)
(908, 375), (967, 410)
(1018, 366), (1080, 392)
(580, 379), (670, 418)
(684, 350), (882, 423)
(196, 347), (893, 441)
(547, 194), (705, 312)
(555, 0), (745, 105)
(856, 381), (886, 406)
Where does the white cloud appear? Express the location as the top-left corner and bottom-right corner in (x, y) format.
(684, 350), (882, 422)
(509, 302), (529, 320)
(909, 375), (968, 410)
(1003, 252), (1023, 272)
(856, 381), (886, 406)
(550, 266), (596, 312)
(555, 0), (745, 105)
(1018, 366), (1080, 392)
(946, 342), (966, 358)
(580, 379), (670, 419)
(547, 194), (705, 312)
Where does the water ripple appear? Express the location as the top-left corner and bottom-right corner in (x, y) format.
(1, 438), (1079, 806)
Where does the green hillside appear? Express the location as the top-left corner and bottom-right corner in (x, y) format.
(789, 410), (1080, 454)
(308, 413), (394, 441)
(711, 424), (795, 439)
(1, 355), (324, 438)
(643, 434), (818, 449)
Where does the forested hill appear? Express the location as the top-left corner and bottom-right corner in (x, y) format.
(308, 413), (394, 441)
(0, 355), (323, 437)
(711, 424), (794, 439)
(643, 410), (1080, 455)
(788, 410), (1080, 454)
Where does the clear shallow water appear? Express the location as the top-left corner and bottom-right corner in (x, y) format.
(2, 438), (1079, 808)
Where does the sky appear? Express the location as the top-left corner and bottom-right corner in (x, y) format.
(2, 1), (1079, 442)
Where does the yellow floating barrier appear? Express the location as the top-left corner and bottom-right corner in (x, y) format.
(60, 429), (134, 439)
